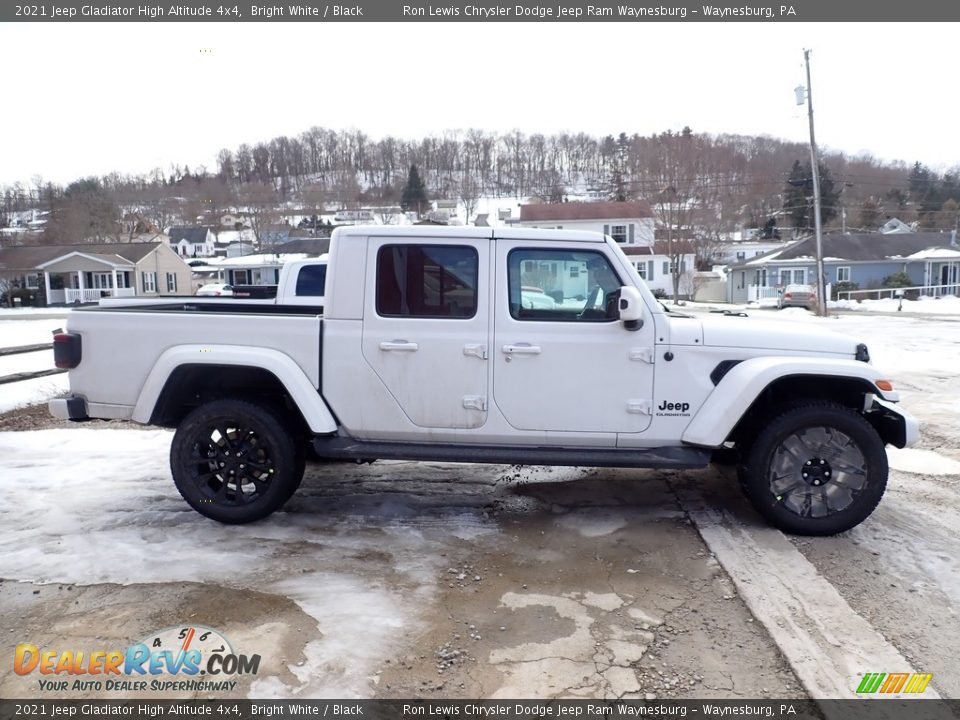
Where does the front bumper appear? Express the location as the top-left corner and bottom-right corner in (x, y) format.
(49, 396), (89, 421)
(870, 396), (919, 448)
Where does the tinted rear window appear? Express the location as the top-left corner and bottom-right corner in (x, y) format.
(295, 264), (327, 297)
(376, 245), (478, 318)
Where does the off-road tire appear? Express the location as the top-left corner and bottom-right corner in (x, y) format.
(739, 401), (888, 536)
(171, 399), (304, 523)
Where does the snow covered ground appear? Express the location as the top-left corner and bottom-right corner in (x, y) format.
(0, 309), (958, 698)
(0, 316), (67, 348)
(0, 316), (68, 412)
(830, 294), (960, 315)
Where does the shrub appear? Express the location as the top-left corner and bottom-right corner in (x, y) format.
(832, 281), (859, 300)
(1, 287), (37, 307)
(882, 271), (913, 288)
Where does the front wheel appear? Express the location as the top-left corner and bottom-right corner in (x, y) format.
(170, 399), (304, 523)
(739, 401), (888, 536)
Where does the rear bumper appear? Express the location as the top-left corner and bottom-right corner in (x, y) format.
(49, 396), (89, 421)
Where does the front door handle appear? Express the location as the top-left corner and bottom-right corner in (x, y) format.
(502, 343), (542, 355)
(380, 340), (419, 352)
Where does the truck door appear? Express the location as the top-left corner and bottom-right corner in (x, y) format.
(361, 237), (490, 429)
(492, 241), (655, 436)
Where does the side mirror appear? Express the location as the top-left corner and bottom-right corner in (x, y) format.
(618, 286), (645, 331)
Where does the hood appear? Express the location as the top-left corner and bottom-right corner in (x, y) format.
(696, 314), (859, 356)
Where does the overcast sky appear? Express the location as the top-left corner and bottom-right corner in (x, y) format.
(1, 22), (956, 187)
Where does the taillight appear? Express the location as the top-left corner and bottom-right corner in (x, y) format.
(53, 333), (82, 369)
(784, 293), (793, 300)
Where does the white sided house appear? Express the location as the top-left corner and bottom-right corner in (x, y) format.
(169, 227), (217, 258)
(621, 241), (697, 296)
(516, 201), (656, 247)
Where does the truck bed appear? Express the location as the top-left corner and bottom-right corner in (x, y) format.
(63, 305), (324, 412)
(77, 302), (323, 316)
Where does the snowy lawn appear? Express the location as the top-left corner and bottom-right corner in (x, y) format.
(0, 316), (67, 348)
(830, 294), (960, 315)
(0, 317), (69, 412)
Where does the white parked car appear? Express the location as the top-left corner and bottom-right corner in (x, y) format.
(195, 283), (233, 297)
(520, 286), (557, 310)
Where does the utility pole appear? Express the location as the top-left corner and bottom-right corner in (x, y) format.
(800, 49), (828, 317)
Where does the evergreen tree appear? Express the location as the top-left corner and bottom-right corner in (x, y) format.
(761, 217), (780, 239)
(401, 164), (429, 215)
(783, 160), (839, 231)
(606, 132), (630, 202)
(908, 161), (932, 199)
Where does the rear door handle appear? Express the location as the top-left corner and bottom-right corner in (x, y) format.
(502, 344), (542, 355)
(380, 340), (419, 352)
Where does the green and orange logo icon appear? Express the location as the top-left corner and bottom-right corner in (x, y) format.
(856, 672), (933, 695)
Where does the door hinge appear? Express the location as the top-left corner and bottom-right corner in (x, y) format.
(629, 348), (654, 364)
(463, 395), (487, 411)
(463, 344), (488, 360)
(626, 400), (652, 415)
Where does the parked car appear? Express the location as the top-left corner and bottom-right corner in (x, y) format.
(779, 284), (815, 309)
(195, 283), (233, 297)
(520, 286), (557, 310)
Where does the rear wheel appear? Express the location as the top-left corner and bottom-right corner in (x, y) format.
(739, 401), (887, 536)
(170, 399), (304, 523)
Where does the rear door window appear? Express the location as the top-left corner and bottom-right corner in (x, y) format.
(376, 245), (478, 318)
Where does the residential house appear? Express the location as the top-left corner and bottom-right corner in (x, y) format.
(259, 224), (293, 249)
(219, 213), (250, 229)
(223, 240), (257, 258)
(201, 238), (329, 288)
(880, 218), (915, 234)
(516, 201), (656, 247)
(274, 237), (331, 256)
(727, 231), (960, 303)
(713, 240), (791, 266)
(435, 199), (459, 217)
(169, 227), (217, 258)
(621, 241), (697, 296)
(0, 242), (192, 305)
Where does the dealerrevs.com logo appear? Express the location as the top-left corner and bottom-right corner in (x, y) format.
(14, 625), (260, 693)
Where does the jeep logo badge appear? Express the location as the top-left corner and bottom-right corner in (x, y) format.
(656, 401), (691, 416)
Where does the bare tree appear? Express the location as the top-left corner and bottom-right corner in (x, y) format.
(458, 172), (480, 224)
(646, 129), (700, 301)
(300, 184), (327, 217)
(237, 182), (280, 250)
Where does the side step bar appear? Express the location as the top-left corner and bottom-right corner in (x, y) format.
(311, 437), (711, 469)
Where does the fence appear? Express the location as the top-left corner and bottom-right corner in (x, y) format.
(747, 283), (832, 303)
(836, 283), (960, 302)
(61, 287), (136, 304)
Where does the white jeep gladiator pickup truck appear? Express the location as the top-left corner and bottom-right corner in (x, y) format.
(50, 226), (918, 535)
